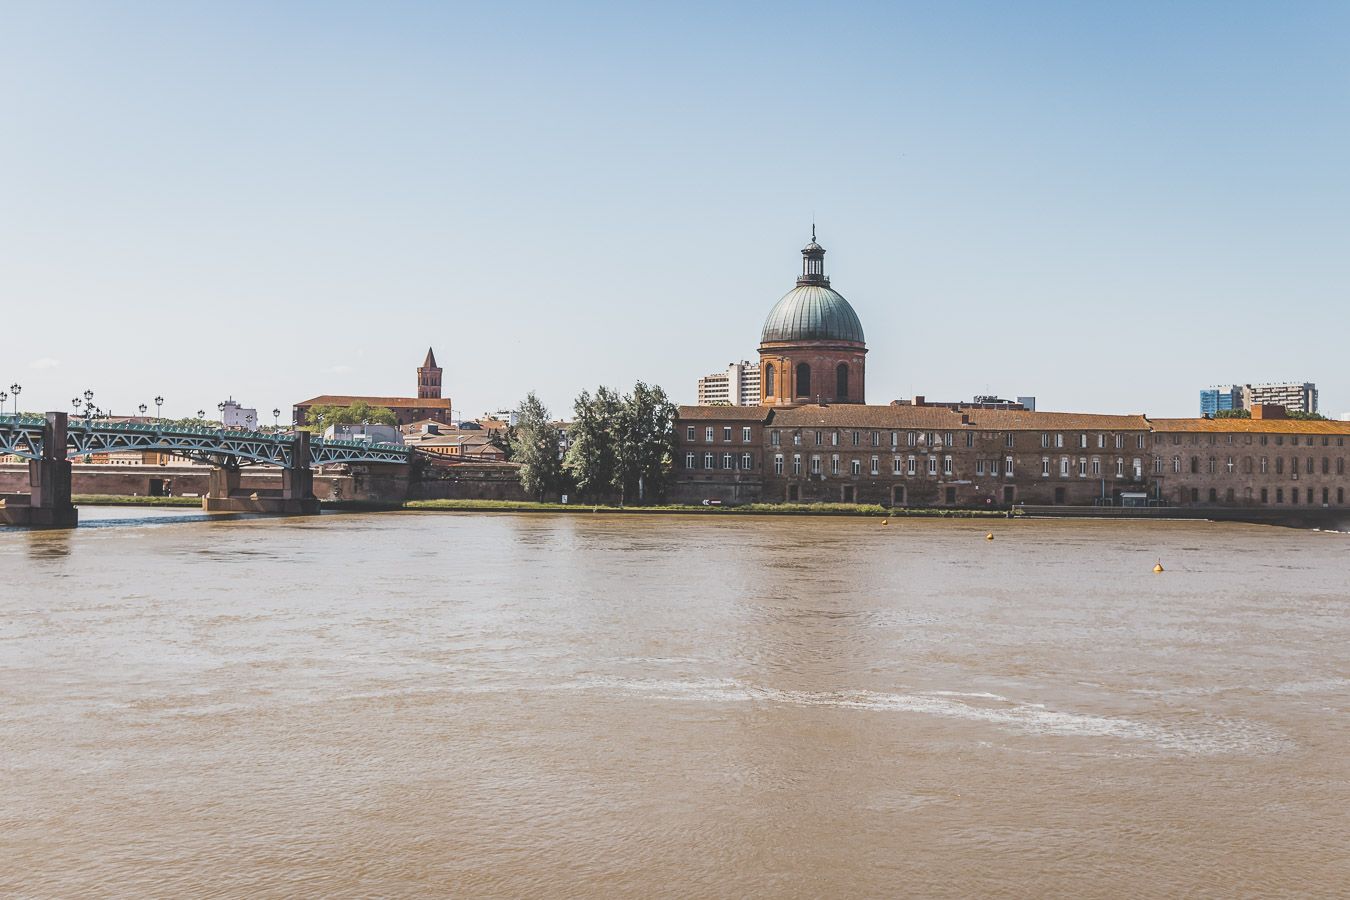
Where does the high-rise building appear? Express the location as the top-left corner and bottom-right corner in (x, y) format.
(1200, 385), (1243, 417)
(1200, 382), (1318, 416)
(1247, 382), (1317, 414)
(697, 360), (761, 406)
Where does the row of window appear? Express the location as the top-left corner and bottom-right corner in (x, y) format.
(1159, 433), (1345, 448)
(1158, 456), (1347, 476)
(1040, 457), (1144, 479)
(684, 452), (756, 471)
(689, 425), (755, 443)
(1200, 486), (1347, 505)
(1039, 433), (1147, 450)
(763, 362), (850, 399)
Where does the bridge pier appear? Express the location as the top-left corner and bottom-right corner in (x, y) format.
(0, 413), (78, 528)
(202, 431), (319, 516)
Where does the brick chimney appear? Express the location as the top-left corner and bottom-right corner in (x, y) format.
(1252, 403), (1287, 420)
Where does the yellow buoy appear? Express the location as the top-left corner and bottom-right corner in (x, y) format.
(985, 532), (994, 541)
(881, 519), (888, 526)
(1153, 560), (1164, 573)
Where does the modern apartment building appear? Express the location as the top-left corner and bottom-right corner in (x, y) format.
(1248, 382), (1318, 414)
(1200, 382), (1318, 416)
(696, 360), (762, 406)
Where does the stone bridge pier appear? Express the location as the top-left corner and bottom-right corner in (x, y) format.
(202, 431), (319, 516)
(0, 412), (79, 528)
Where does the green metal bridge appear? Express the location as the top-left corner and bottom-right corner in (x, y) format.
(0, 414), (411, 467)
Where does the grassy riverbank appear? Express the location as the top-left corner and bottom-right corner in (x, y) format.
(404, 499), (1014, 518)
(74, 494), (201, 507)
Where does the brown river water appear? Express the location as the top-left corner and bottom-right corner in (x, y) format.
(3, 508), (1349, 898)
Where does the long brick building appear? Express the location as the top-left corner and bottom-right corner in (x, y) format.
(671, 237), (1350, 510)
(293, 348), (453, 427)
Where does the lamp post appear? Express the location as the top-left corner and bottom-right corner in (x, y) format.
(273, 408), (281, 431)
(196, 409), (205, 420)
(139, 403), (148, 419)
(9, 384), (20, 417)
(0, 392), (8, 417)
(155, 395), (164, 420)
(83, 391), (94, 421)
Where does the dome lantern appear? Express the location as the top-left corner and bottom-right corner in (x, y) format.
(798, 224), (828, 286)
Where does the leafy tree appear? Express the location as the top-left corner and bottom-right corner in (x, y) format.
(1214, 409), (1251, 419)
(1286, 409), (1327, 421)
(509, 392), (565, 501)
(564, 386), (621, 501)
(612, 381), (676, 504)
(305, 401), (398, 430)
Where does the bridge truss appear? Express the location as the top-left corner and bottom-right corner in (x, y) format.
(0, 416), (412, 468)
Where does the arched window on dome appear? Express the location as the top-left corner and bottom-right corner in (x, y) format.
(796, 363), (811, 398)
(836, 363), (849, 401)
(765, 363), (776, 397)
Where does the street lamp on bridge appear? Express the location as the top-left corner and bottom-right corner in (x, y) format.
(8, 384), (19, 416)
(139, 403), (148, 419)
(155, 396), (164, 420)
(1, 392), (8, 417)
(273, 408), (281, 431)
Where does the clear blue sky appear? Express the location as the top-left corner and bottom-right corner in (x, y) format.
(3, 1), (1347, 421)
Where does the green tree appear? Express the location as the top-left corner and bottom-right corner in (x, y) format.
(305, 401), (397, 430)
(612, 381), (676, 504)
(510, 392), (565, 501)
(564, 386), (621, 501)
(1214, 408), (1251, 419)
(1286, 409), (1327, 421)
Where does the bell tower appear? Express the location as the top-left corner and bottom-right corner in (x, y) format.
(417, 347), (443, 400)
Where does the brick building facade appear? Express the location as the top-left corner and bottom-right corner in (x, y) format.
(670, 401), (1350, 510)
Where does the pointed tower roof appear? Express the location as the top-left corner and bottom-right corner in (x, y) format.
(422, 347), (439, 369)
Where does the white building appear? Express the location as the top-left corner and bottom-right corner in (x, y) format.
(697, 360), (762, 406)
(1246, 382), (1318, 414)
(220, 398), (259, 430)
(323, 423), (404, 445)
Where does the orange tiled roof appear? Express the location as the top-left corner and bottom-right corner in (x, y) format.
(1149, 417), (1350, 435)
(962, 409), (1151, 431)
(676, 405), (774, 422)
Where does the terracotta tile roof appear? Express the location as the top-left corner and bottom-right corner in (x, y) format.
(676, 405), (773, 422)
(1149, 417), (1350, 435)
(770, 405), (966, 429)
(962, 409), (1151, 431)
(295, 395), (452, 410)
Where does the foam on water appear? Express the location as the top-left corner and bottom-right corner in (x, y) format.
(574, 676), (1291, 755)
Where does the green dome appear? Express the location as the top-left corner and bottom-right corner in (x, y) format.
(760, 284), (865, 345)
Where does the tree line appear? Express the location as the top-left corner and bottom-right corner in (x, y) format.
(509, 382), (677, 504)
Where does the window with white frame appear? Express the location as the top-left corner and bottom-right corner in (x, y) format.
(870, 456), (879, 475)
(770, 430), (780, 446)
(742, 452), (753, 469)
(1115, 458), (1124, 477)
(851, 458), (861, 475)
(703, 452), (713, 468)
(907, 456), (917, 476)
(722, 453), (733, 469)
(892, 457), (902, 475)
(722, 426), (732, 442)
(830, 454), (840, 475)
(1078, 458), (1087, 477)
(1055, 433), (1064, 448)
(927, 457), (938, 475)
(685, 452), (695, 468)
(811, 455), (821, 474)
(792, 454), (801, 475)
(1004, 456), (1014, 476)
(1060, 457), (1070, 477)
(943, 456), (953, 475)
(1091, 457), (1101, 476)
(774, 454), (784, 475)
(1041, 433), (1050, 448)
(686, 425), (695, 441)
(1042, 457), (1050, 477)
(705, 427), (714, 442)
(742, 426), (752, 442)
(976, 460), (985, 476)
